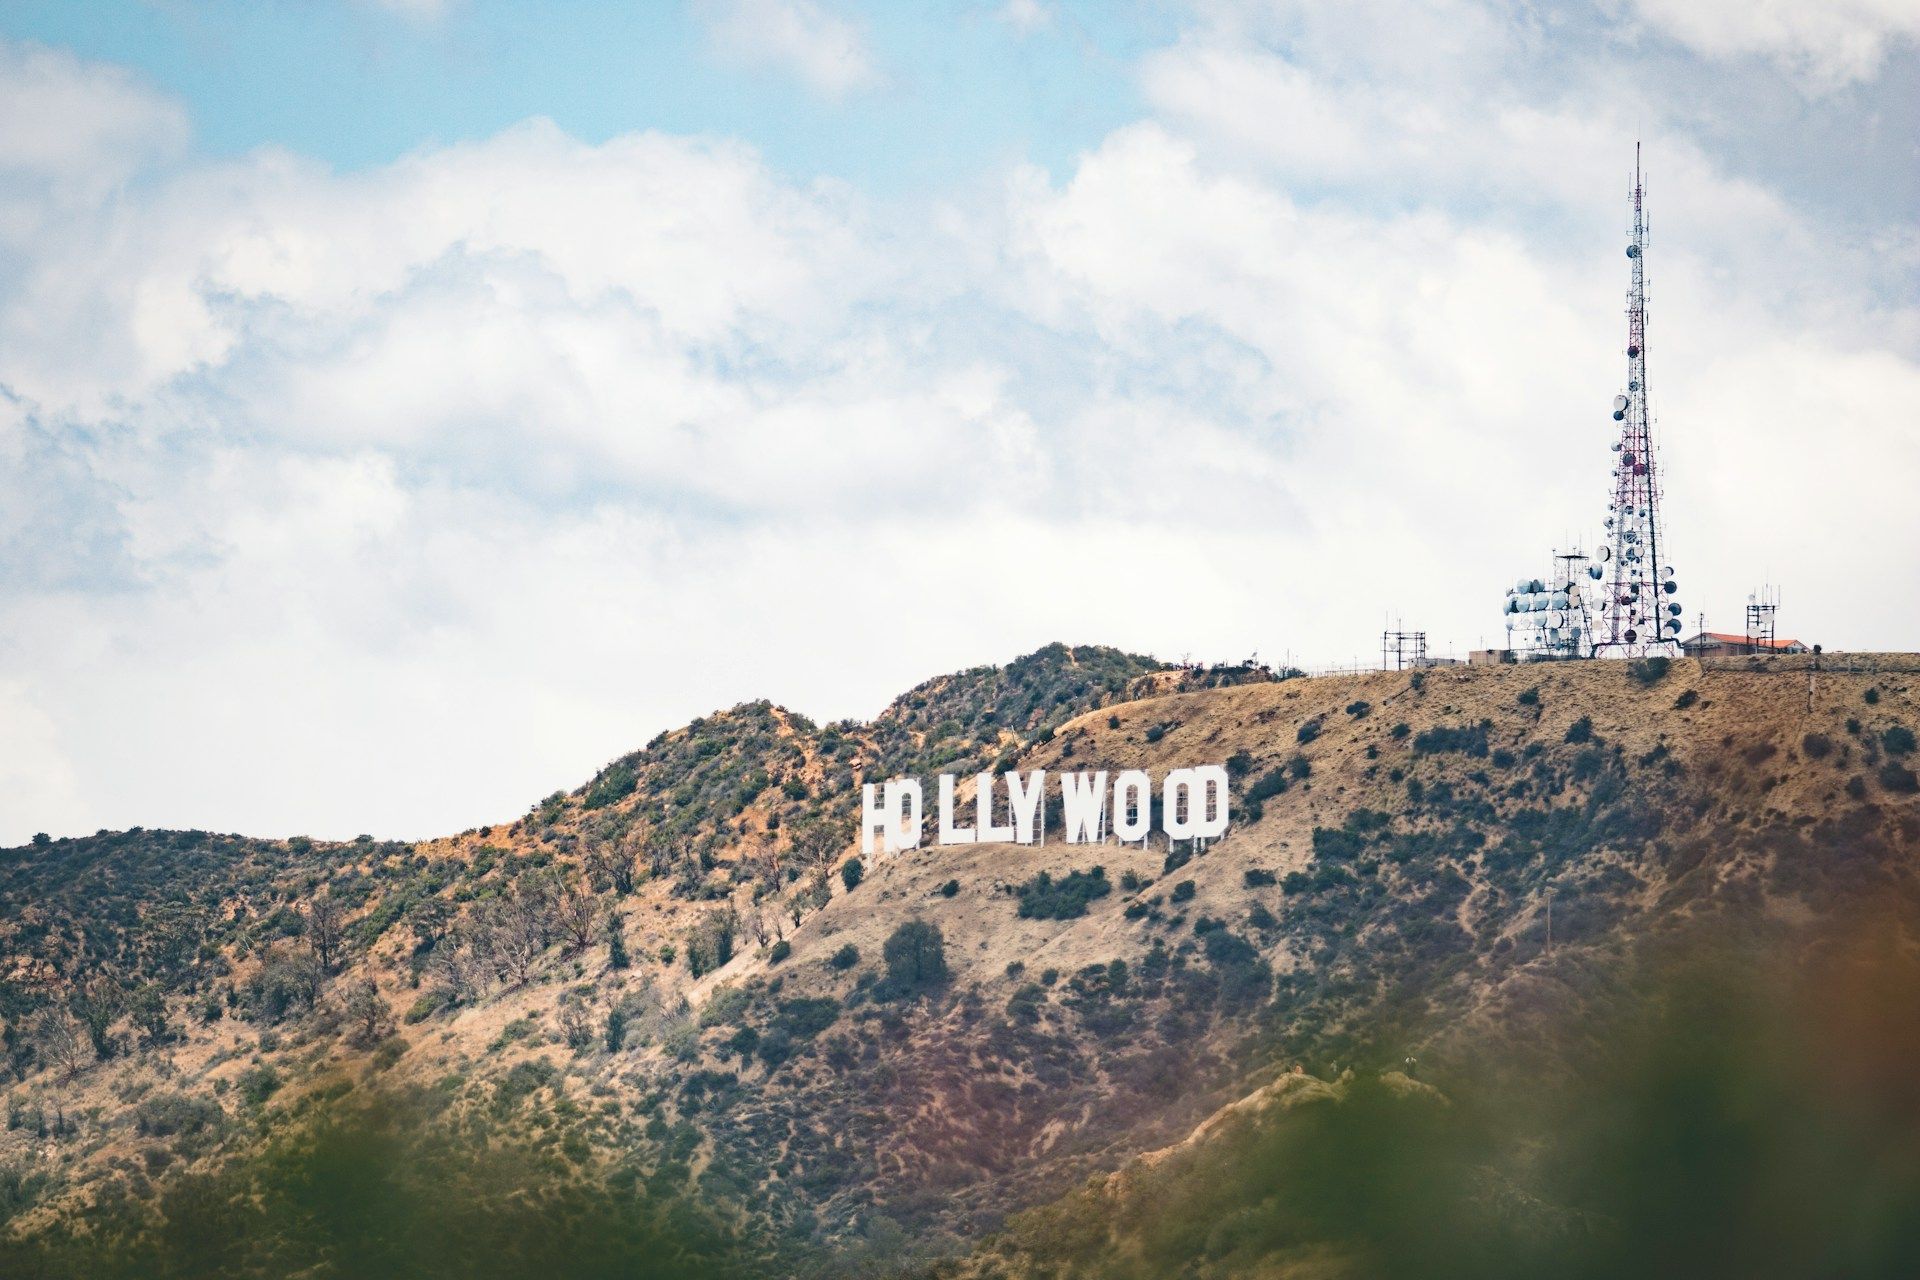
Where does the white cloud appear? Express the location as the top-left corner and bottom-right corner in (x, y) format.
(1624, 0), (1920, 91)
(371, 0), (456, 16)
(1, 11), (1916, 844)
(998, 0), (1054, 35)
(0, 39), (188, 224)
(694, 0), (879, 99)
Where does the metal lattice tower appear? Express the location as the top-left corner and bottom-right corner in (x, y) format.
(1594, 145), (1682, 657)
(1746, 586), (1779, 654)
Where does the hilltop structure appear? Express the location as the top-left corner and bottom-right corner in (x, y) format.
(1503, 148), (1685, 661)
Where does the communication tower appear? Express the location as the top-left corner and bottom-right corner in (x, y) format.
(1501, 549), (1594, 659)
(1746, 586), (1780, 653)
(1592, 145), (1683, 657)
(1381, 629), (1428, 671)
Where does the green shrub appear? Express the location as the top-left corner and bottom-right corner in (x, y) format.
(1015, 867), (1112, 920)
(1170, 880), (1196, 904)
(1565, 716), (1595, 745)
(768, 939), (792, 964)
(882, 920), (947, 990)
(1518, 687), (1540, 707)
(134, 1092), (224, 1138)
(1883, 726), (1915, 757)
(404, 991), (447, 1024)
(1243, 868), (1277, 888)
(582, 761), (637, 810)
(829, 943), (860, 971)
(1413, 721), (1492, 757)
(237, 1064), (281, 1109)
(939, 879), (960, 898)
(1627, 656), (1671, 686)
(840, 857), (864, 892)
(1879, 762), (1919, 794)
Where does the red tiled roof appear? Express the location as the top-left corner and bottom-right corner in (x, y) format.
(1683, 632), (1805, 651)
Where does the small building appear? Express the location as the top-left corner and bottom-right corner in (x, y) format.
(1468, 649), (1516, 665)
(1680, 631), (1809, 658)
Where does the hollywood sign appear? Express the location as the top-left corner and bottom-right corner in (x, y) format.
(860, 767), (1230, 855)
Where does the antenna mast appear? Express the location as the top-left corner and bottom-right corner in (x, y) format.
(1596, 144), (1682, 657)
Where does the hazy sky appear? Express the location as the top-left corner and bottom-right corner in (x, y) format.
(3, 0), (1916, 844)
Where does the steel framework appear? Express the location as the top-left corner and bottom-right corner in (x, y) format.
(1381, 629), (1428, 671)
(1594, 145), (1683, 657)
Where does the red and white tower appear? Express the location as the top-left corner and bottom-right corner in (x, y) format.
(1593, 145), (1682, 657)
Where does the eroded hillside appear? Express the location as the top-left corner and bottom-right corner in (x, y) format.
(2, 649), (1916, 1275)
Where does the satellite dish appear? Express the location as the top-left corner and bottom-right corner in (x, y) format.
(1668, 602), (1682, 616)
(1663, 580), (1677, 594)
(1625, 628), (1639, 642)
(1627, 245), (1640, 259)
(1666, 619), (1683, 634)
(1629, 379), (1640, 391)
(1613, 410), (1625, 421)
(1611, 442), (1623, 453)
(1589, 565), (1603, 580)
(1546, 611), (1565, 628)
(1597, 545), (1612, 562)
(1662, 565), (1675, 577)
(1633, 462), (1648, 475)
(1628, 343), (1640, 357)
(1613, 395), (1629, 412)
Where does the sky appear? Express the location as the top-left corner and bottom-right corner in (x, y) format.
(2, 0), (1916, 845)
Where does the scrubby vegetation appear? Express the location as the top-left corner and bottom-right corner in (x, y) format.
(3, 649), (1917, 1275)
(1012, 868), (1112, 920)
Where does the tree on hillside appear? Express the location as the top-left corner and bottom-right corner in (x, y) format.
(586, 839), (641, 896)
(684, 907), (739, 978)
(70, 978), (124, 1062)
(549, 879), (603, 953)
(306, 894), (344, 973)
(128, 983), (171, 1048)
(34, 1007), (90, 1082)
(791, 815), (853, 869)
(343, 975), (390, 1049)
(883, 920), (947, 991)
(477, 890), (548, 987)
(426, 930), (482, 1005)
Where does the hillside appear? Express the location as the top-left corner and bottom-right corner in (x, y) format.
(2, 647), (1917, 1276)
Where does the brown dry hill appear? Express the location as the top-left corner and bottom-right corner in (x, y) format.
(2, 647), (1917, 1275)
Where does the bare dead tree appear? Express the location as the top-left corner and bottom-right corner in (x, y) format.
(478, 889), (548, 987)
(790, 815), (854, 870)
(34, 1007), (90, 1082)
(306, 894), (345, 973)
(426, 931), (480, 1004)
(549, 879), (603, 954)
(586, 839), (641, 896)
(746, 906), (773, 948)
(558, 994), (594, 1053)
